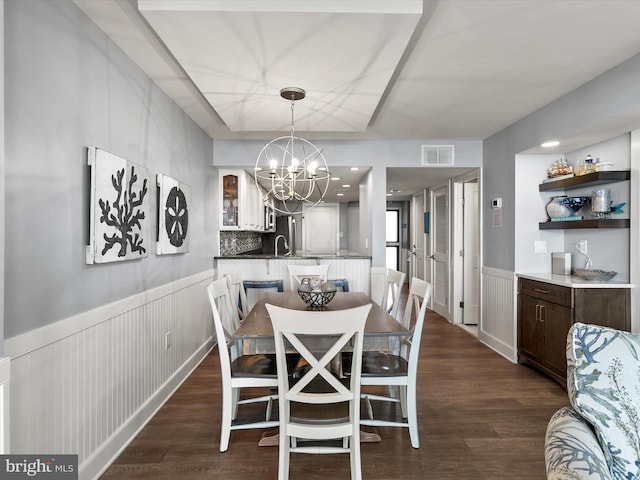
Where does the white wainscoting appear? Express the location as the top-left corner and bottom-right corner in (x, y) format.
(479, 266), (517, 362)
(4, 270), (214, 480)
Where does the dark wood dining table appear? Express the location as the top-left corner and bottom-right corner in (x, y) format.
(232, 291), (410, 354)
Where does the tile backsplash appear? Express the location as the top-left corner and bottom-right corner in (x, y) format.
(220, 231), (262, 255)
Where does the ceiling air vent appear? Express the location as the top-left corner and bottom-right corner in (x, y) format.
(422, 145), (454, 166)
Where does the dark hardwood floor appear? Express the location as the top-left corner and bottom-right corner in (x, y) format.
(100, 294), (568, 479)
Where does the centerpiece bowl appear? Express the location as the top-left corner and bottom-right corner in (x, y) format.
(297, 280), (337, 308)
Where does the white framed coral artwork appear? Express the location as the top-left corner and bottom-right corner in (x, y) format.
(86, 147), (150, 264)
(156, 174), (190, 255)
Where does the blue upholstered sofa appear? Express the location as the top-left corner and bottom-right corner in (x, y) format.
(545, 322), (640, 480)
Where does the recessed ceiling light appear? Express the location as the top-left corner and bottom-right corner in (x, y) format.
(350, 167), (359, 171)
(541, 140), (560, 148)
(342, 184), (351, 188)
(331, 177), (341, 181)
(386, 193), (392, 197)
(389, 189), (402, 193)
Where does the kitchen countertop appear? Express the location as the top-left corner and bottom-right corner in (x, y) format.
(517, 272), (633, 289)
(215, 253), (372, 260)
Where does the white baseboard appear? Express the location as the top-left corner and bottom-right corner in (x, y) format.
(478, 330), (517, 363)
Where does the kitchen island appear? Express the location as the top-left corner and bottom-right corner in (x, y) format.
(214, 254), (372, 294)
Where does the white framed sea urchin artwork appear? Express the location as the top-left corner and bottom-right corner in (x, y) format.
(156, 173), (190, 255)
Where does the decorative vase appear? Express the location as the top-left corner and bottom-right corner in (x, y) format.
(546, 196), (573, 219)
(591, 189), (611, 219)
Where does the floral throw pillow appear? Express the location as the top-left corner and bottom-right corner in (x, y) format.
(567, 322), (640, 480)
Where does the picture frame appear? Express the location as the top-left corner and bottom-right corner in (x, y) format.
(86, 147), (150, 264)
(156, 173), (190, 255)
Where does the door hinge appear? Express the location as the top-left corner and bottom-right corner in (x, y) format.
(459, 301), (464, 308)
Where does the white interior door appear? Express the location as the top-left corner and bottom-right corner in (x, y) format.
(411, 191), (426, 282)
(463, 182), (480, 325)
(302, 204), (339, 255)
(431, 186), (449, 320)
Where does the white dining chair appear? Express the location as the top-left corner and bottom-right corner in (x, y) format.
(266, 302), (371, 480)
(359, 277), (432, 448)
(380, 268), (406, 319)
(286, 264), (329, 290)
(225, 271), (249, 323)
(207, 279), (300, 452)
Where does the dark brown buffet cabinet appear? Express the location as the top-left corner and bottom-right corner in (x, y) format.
(517, 276), (630, 386)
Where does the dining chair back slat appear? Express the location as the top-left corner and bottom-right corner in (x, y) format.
(225, 271), (249, 323)
(209, 278), (239, 342)
(381, 268), (406, 319)
(286, 264), (330, 291)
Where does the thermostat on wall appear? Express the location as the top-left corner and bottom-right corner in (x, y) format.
(491, 197), (502, 208)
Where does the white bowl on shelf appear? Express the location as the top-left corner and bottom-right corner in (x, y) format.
(598, 162), (613, 171)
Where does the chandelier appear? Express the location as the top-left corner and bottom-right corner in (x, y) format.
(254, 87), (330, 215)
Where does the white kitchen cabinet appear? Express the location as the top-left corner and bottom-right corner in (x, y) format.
(219, 169), (268, 231)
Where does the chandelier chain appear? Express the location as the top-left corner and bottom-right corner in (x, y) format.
(290, 99), (295, 137)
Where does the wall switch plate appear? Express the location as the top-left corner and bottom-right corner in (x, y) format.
(534, 240), (547, 254)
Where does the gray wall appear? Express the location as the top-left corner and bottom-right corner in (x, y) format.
(484, 52), (640, 271)
(4, 0), (215, 338)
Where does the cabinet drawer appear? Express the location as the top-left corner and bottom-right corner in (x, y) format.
(519, 278), (572, 307)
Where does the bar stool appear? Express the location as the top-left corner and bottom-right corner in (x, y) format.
(242, 279), (284, 312)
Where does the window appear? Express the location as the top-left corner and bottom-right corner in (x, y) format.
(386, 210), (400, 270)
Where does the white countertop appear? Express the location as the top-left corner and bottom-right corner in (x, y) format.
(517, 272), (633, 289)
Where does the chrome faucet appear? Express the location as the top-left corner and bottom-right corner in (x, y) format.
(275, 234), (289, 257)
